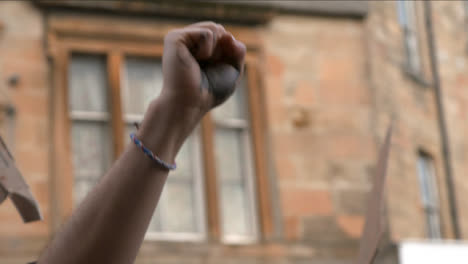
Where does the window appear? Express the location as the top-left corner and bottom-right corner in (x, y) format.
(416, 152), (442, 239)
(397, 0), (422, 75)
(49, 17), (272, 243)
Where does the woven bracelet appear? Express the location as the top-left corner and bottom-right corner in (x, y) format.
(130, 133), (177, 171)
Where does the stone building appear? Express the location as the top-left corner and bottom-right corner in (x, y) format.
(0, 1), (467, 263)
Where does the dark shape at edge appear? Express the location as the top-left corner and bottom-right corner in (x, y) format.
(0, 135), (43, 223)
(355, 125), (393, 264)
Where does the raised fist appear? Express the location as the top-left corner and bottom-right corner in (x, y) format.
(161, 22), (247, 111)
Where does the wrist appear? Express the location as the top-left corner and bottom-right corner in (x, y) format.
(135, 94), (205, 163)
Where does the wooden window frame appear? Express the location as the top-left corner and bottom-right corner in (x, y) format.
(47, 15), (273, 242)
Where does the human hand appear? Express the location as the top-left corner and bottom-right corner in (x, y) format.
(160, 21), (247, 112)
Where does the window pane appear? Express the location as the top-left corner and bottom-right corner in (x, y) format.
(417, 153), (441, 239)
(161, 181), (197, 233)
(398, 0), (416, 28)
(213, 76), (248, 120)
(417, 158), (431, 206)
(398, 0), (421, 74)
(69, 54), (108, 112)
(71, 121), (112, 204)
(417, 155), (439, 208)
(215, 128), (244, 181)
(215, 127), (257, 240)
(221, 183), (252, 237)
(122, 57), (163, 116)
(397, 0), (408, 26)
(404, 0), (416, 30)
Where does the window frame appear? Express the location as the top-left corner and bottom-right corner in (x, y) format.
(47, 15), (273, 242)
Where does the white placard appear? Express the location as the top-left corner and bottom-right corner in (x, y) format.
(400, 241), (468, 264)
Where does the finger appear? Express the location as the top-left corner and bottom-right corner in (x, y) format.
(187, 21), (226, 40)
(218, 33), (247, 72)
(188, 21), (224, 30)
(187, 22), (227, 57)
(166, 28), (215, 60)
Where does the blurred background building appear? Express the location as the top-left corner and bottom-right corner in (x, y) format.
(0, 1), (467, 263)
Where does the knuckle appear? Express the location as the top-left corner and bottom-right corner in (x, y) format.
(215, 23), (225, 31)
(164, 29), (182, 43)
(204, 21), (217, 28)
(203, 29), (213, 40)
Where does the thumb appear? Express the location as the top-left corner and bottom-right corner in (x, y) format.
(204, 63), (239, 107)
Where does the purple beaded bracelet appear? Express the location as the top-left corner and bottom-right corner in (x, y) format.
(130, 133), (177, 170)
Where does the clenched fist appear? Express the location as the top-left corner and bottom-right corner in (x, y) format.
(161, 22), (247, 111)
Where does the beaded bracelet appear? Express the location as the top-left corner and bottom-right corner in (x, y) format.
(130, 133), (177, 171)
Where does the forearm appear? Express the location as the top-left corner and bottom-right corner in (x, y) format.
(38, 96), (203, 264)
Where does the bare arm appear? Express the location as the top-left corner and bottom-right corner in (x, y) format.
(38, 22), (246, 264)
